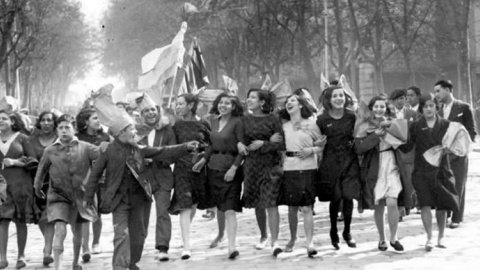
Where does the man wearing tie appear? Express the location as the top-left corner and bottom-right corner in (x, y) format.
(434, 79), (476, 229)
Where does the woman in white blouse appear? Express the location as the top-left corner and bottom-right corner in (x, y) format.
(278, 95), (326, 257)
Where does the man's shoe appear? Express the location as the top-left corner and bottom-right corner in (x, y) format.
(450, 222), (460, 229)
(158, 251), (169, 262)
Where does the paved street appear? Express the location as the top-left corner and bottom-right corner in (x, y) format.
(6, 146), (480, 270)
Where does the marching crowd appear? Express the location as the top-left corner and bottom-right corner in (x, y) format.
(0, 79), (476, 270)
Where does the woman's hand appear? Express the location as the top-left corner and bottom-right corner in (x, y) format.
(237, 142), (248, 156)
(313, 135), (327, 148)
(374, 128), (386, 136)
(185, 141), (199, 151)
(34, 187), (46, 199)
(379, 120), (392, 129)
(296, 148), (313, 159)
(192, 157), (206, 172)
(2, 158), (19, 168)
(247, 140), (264, 151)
(269, 132), (283, 143)
(224, 166), (237, 182)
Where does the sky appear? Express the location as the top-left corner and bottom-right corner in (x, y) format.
(67, 0), (127, 105)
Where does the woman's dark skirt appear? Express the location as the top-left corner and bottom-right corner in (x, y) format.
(279, 169), (317, 207)
(208, 168), (243, 212)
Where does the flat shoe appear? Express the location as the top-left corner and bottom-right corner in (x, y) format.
(449, 222), (460, 229)
(378, 241), (388, 251)
(343, 233), (357, 248)
(158, 251), (169, 262)
(272, 246), (283, 257)
(0, 261), (8, 269)
(43, 256), (54, 266)
(255, 238), (268, 250)
(181, 250), (191, 260)
(82, 252), (91, 263)
(73, 265), (83, 270)
(284, 240), (295, 253)
(228, 250), (239, 260)
(307, 247), (317, 257)
(91, 244), (101, 254)
(330, 231), (340, 250)
(15, 259), (26, 269)
(437, 239), (447, 249)
(425, 240), (434, 252)
(390, 241), (404, 252)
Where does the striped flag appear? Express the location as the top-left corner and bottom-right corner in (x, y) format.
(222, 75), (238, 96)
(191, 39), (209, 89)
(261, 74), (272, 90)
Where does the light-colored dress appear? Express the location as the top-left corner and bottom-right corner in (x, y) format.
(374, 140), (402, 204)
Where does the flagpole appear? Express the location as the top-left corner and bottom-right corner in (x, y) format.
(324, 0), (328, 78)
(167, 67), (178, 108)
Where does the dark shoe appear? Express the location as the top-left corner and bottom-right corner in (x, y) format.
(209, 236), (223, 248)
(202, 211), (215, 220)
(343, 233), (357, 248)
(228, 250), (239, 260)
(398, 216), (404, 222)
(82, 252), (91, 263)
(158, 251), (169, 262)
(0, 261), (8, 270)
(181, 250), (191, 260)
(43, 256), (54, 266)
(390, 241), (404, 253)
(449, 222), (460, 229)
(15, 259), (26, 269)
(307, 247), (317, 257)
(73, 265), (83, 270)
(272, 245), (283, 257)
(378, 241), (388, 251)
(330, 230), (340, 250)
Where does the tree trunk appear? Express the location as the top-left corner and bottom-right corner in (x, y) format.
(374, 63), (385, 94)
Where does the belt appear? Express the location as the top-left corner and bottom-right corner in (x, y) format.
(285, 151), (299, 157)
(379, 148), (394, 152)
(212, 150), (237, 156)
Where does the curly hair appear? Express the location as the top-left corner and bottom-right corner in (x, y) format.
(320, 86), (353, 112)
(368, 95), (392, 117)
(76, 108), (97, 133)
(279, 94), (315, 121)
(247, 88), (276, 114)
(209, 92), (244, 117)
(418, 93), (439, 114)
(177, 93), (199, 115)
(35, 111), (58, 130)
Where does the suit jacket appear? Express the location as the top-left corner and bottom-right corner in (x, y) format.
(439, 100), (476, 141)
(137, 117), (177, 192)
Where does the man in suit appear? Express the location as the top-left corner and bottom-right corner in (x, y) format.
(137, 94), (178, 261)
(434, 79), (477, 229)
(407, 86), (422, 115)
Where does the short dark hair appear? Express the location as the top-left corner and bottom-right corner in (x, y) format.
(389, 89), (407, 100)
(209, 92), (244, 117)
(76, 109), (97, 133)
(320, 86), (354, 112)
(0, 110), (24, 132)
(178, 93), (199, 115)
(35, 111), (58, 130)
(368, 95), (392, 117)
(434, 80), (453, 92)
(56, 114), (75, 126)
(293, 87), (310, 96)
(418, 93), (439, 114)
(279, 94), (315, 120)
(247, 88), (276, 114)
(329, 80), (339, 86)
(407, 86), (421, 96)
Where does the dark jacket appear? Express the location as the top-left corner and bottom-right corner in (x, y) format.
(85, 138), (189, 213)
(439, 100), (476, 141)
(137, 116), (177, 192)
(355, 133), (414, 209)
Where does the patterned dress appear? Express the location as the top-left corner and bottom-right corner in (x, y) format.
(169, 118), (211, 214)
(316, 110), (361, 202)
(242, 114), (285, 209)
(0, 133), (39, 223)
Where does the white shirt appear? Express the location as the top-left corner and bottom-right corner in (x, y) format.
(411, 104), (419, 112)
(147, 129), (156, 146)
(395, 107), (405, 120)
(443, 99), (455, 119)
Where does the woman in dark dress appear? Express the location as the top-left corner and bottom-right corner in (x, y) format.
(170, 93), (210, 260)
(237, 89), (285, 256)
(76, 108), (111, 262)
(316, 86), (361, 250)
(0, 111), (39, 269)
(400, 94), (449, 251)
(29, 111), (58, 266)
(193, 93), (244, 259)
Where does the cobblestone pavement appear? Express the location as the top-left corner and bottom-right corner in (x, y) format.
(6, 148), (480, 270)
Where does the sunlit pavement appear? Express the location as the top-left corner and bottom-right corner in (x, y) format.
(7, 143), (480, 269)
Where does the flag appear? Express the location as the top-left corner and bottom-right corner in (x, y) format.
(138, 22), (187, 90)
(191, 38), (209, 89)
(261, 74), (272, 90)
(269, 78), (292, 106)
(338, 74), (358, 102)
(222, 75), (238, 95)
(320, 72), (329, 90)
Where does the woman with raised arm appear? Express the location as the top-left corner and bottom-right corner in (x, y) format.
(278, 94), (325, 257)
(316, 86), (361, 250)
(237, 89), (286, 257)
